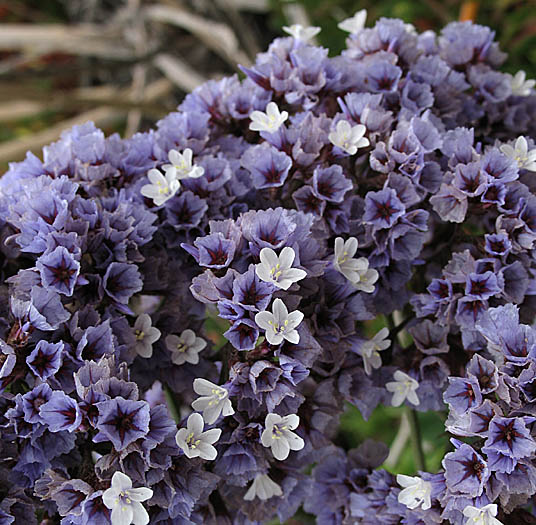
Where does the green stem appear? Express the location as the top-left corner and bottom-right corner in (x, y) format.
(407, 408), (426, 472)
(164, 384), (181, 423)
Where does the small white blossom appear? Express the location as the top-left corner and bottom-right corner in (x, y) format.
(132, 314), (161, 359)
(249, 102), (288, 133)
(463, 504), (503, 525)
(140, 168), (180, 206)
(163, 148), (205, 180)
(333, 237), (379, 292)
(102, 471), (153, 525)
(360, 327), (390, 375)
(191, 378), (234, 424)
(386, 370), (420, 407)
(261, 413), (304, 461)
(255, 298), (304, 345)
(510, 70), (535, 96)
(244, 473), (283, 501)
(282, 24), (320, 42)
(500, 136), (536, 172)
(176, 412), (221, 460)
(338, 9), (367, 33)
(396, 474), (432, 511)
(255, 247), (307, 290)
(166, 329), (207, 366)
(329, 120), (369, 155)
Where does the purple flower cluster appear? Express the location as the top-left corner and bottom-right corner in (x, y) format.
(0, 12), (535, 525)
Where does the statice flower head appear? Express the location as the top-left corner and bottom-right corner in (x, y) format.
(132, 314), (161, 359)
(176, 412), (221, 460)
(102, 471), (153, 525)
(282, 24), (321, 42)
(165, 329), (207, 365)
(261, 413), (304, 461)
(244, 473), (283, 501)
(140, 168), (180, 206)
(255, 247), (306, 290)
(396, 475), (432, 510)
(359, 327), (390, 375)
(249, 102), (288, 132)
(499, 136), (536, 171)
(191, 378), (234, 424)
(509, 70), (535, 96)
(162, 147), (205, 180)
(386, 371), (420, 407)
(255, 298), (304, 345)
(328, 120), (370, 155)
(338, 9), (367, 34)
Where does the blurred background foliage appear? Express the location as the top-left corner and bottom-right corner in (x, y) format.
(0, 0), (534, 484)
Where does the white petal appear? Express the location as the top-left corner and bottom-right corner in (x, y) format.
(283, 268), (307, 283)
(187, 412), (204, 435)
(181, 329), (196, 346)
(147, 169), (166, 186)
(200, 403), (221, 425)
(279, 246), (295, 269)
(102, 487), (119, 509)
(193, 378), (217, 395)
(283, 329), (300, 344)
(265, 330), (283, 345)
(272, 298), (288, 324)
(128, 487), (153, 502)
(255, 311), (275, 331)
(201, 428), (222, 445)
(286, 432), (304, 451)
(271, 437), (290, 461)
(261, 428), (274, 448)
(111, 505), (134, 525)
(112, 472), (132, 492)
(131, 501), (150, 525)
(259, 247), (279, 268)
(221, 398), (235, 417)
(197, 442), (218, 460)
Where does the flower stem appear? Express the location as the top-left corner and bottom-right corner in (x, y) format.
(164, 384), (181, 423)
(407, 407), (426, 472)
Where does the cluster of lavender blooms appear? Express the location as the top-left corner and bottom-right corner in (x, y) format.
(0, 8), (535, 525)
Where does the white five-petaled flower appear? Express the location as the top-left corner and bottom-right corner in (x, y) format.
(255, 247), (307, 290)
(132, 314), (161, 359)
(333, 237), (379, 293)
(175, 412), (221, 460)
(329, 120), (369, 155)
(499, 136), (536, 172)
(165, 329), (207, 366)
(191, 378), (234, 425)
(338, 9), (367, 33)
(282, 24), (321, 42)
(244, 473), (283, 501)
(463, 504), (504, 525)
(102, 471), (153, 525)
(510, 70), (535, 97)
(163, 148), (205, 180)
(249, 102), (288, 133)
(261, 413), (304, 461)
(255, 298), (304, 345)
(140, 168), (180, 206)
(396, 474), (432, 511)
(360, 327), (390, 375)
(386, 370), (420, 407)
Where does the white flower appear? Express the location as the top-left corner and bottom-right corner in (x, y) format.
(102, 471), (153, 525)
(282, 24), (320, 42)
(463, 504), (503, 525)
(165, 329), (207, 366)
(386, 370), (420, 407)
(333, 237), (379, 293)
(132, 314), (161, 359)
(500, 136), (536, 172)
(261, 413), (304, 461)
(510, 70), (535, 96)
(396, 474), (432, 511)
(249, 102), (288, 133)
(191, 378), (234, 425)
(338, 9), (367, 33)
(328, 120), (369, 155)
(163, 148), (205, 180)
(255, 298), (304, 345)
(175, 412), (221, 460)
(244, 473), (283, 501)
(140, 168), (180, 206)
(353, 266), (379, 293)
(360, 327), (390, 375)
(255, 247), (307, 290)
